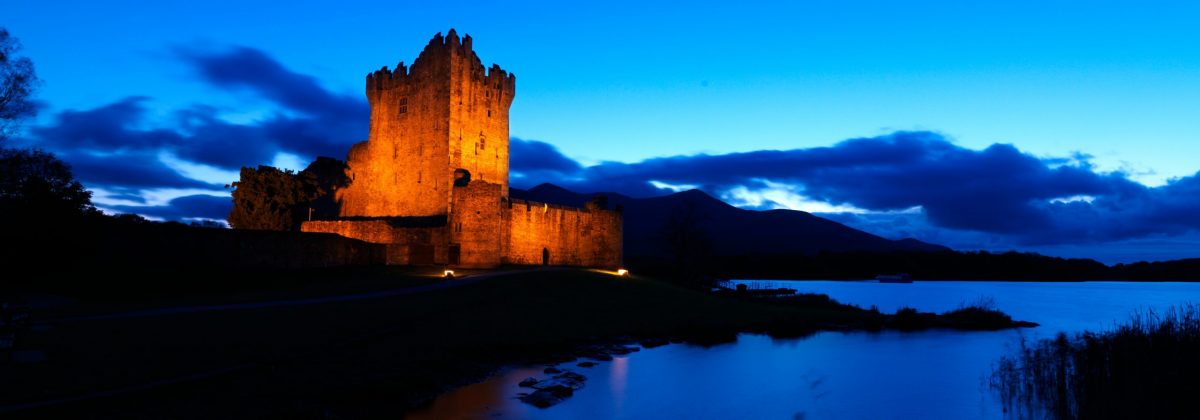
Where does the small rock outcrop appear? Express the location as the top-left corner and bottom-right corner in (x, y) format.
(517, 370), (588, 408)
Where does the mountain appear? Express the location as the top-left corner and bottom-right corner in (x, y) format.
(510, 183), (948, 259)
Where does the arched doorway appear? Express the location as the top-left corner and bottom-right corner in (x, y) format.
(542, 247), (550, 266)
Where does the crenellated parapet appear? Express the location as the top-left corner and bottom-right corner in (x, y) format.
(365, 29), (516, 105)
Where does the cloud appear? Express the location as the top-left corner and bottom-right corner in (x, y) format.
(173, 45), (368, 161)
(29, 97), (179, 151)
(510, 132), (1200, 248)
(15, 45), (367, 222)
(510, 137), (584, 183)
(62, 150), (219, 190)
(16, 44), (370, 193)
(511, 137), (583, 173)
(173, 46), (364, 122)
(106, 194), (232, 221)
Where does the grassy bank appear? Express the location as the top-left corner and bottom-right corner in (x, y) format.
(991, 304), (1200, 419)
(4, 268), (1029, 418)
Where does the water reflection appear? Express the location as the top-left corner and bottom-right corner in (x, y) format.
(407, 281), (1200, 419)
(405, 366), (541, 419)
(609, 356), (628, 415)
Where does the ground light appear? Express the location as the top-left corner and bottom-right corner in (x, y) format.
(443, 270), (455, 279)
(617, 269), (629, 277)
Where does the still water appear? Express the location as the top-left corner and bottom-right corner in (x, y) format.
(407, 281), (1200, 419)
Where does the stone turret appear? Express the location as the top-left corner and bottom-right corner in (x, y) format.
(338, 30), (516, 218)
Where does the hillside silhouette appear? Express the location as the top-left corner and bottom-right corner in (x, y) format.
(511, 183), (947, 259)
(512, 183), (1200, 281)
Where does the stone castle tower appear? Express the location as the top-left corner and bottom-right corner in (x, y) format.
(338, 29), (515, 217)
(303, 30), (623, 269)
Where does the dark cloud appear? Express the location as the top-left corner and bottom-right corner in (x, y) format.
(61, 150), (218, 190)
(511, 137), (583, 173)
(173, 45), (368, 161)
(173, 46), (365, 121)
(106, 194), (232, 221)
(21, 45), (367, 196)
(170, 104), (280, 168)
(30, 97), (182, 151)
(510, 137), (584, 183)
(510, 132), (1200, 247)
(1034, 171), (1200, 243)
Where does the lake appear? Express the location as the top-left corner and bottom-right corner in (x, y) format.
(406, 281), (1200, 419)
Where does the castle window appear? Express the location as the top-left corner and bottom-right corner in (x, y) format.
(487, 110), (491, 118)
(399, 97), (408, 114)
(479, 133), (486, 150)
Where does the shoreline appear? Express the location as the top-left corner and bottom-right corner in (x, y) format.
(2, 268), (1033, 417)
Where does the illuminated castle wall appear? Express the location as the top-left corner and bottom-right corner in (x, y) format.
(302, 30), (623, 269)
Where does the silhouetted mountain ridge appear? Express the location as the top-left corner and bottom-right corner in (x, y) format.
(510, 183), (948, 258)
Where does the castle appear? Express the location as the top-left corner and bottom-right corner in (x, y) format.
(301, 30), (623, 269)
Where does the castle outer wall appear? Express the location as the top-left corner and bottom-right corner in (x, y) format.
(301, 184), (623, 269)
(503, 198), (623, 268)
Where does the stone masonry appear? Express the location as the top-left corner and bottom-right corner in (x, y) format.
(302, 30), (622, 269)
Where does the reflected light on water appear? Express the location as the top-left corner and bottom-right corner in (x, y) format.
(404, 366), (539, 419)
(610, 356), (629, 414)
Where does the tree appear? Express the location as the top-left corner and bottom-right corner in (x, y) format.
(659, 200), (713, 284)
(0, 148), (96, 221)
(227, 165), (322, 231)
(0, 28), (39, 143)
(300, 156), (350, 219)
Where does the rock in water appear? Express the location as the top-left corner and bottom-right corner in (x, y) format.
(519, 370), (588, 407)
(519, 385), (574, 408)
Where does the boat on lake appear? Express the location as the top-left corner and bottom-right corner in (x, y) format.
(875, 273), (913, 283)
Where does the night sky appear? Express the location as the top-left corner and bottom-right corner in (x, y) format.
(7, 1), (1200, 263)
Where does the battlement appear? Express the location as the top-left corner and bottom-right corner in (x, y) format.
(365, 29), (516, 98)
(507, 198), (618, 215)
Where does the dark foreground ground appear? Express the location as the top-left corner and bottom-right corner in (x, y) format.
(1, 268), (1030, 418)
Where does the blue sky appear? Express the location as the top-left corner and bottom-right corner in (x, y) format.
(7, 1), (1200, 262)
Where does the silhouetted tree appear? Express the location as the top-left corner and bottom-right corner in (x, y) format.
(0, 28), (39, 143)
(300, 156), (349, 219)
(659, 200), (713, 284)
(0, 148), (99, 270)
(227, 165), (322, 231)
(0, 148), (96, 221)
